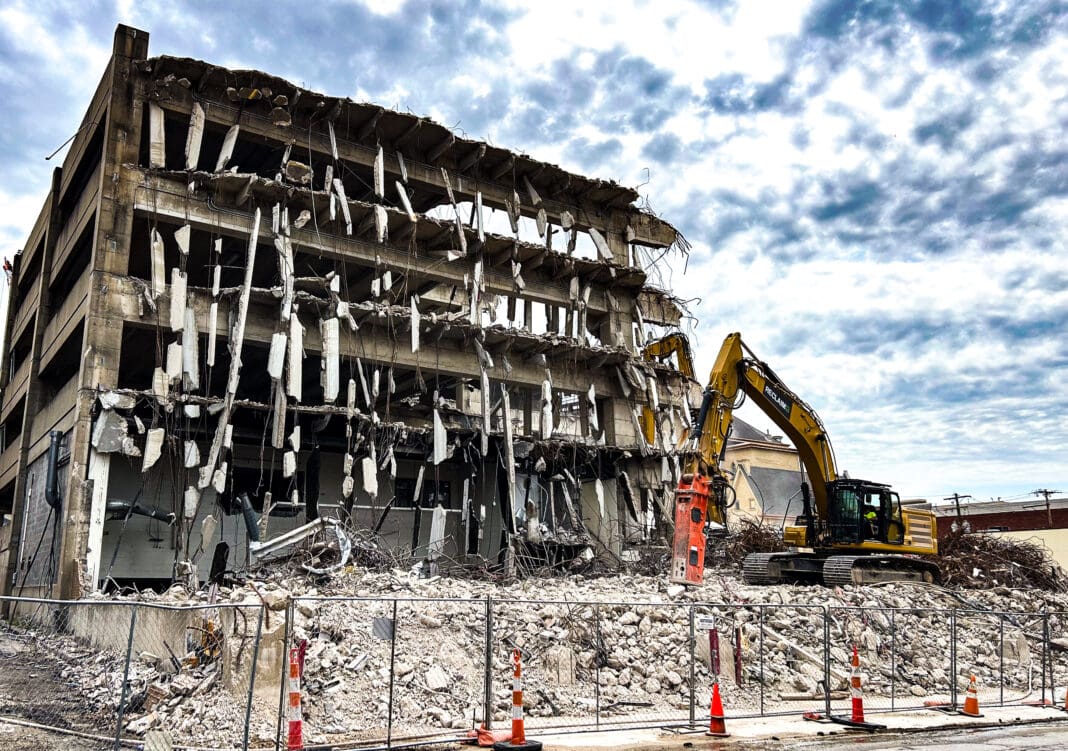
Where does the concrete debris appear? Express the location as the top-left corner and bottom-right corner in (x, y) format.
(91, 409), (128, 453)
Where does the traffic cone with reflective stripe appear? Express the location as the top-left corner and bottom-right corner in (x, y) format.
(960, 674), (981, 717)
(849, 644), (865, 723)
(492, 649), (542, 751)
(286, 646), (303, 750)
(705, 677), (730, 737)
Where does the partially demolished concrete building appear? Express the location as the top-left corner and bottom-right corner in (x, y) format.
(0, 25), (695, 598)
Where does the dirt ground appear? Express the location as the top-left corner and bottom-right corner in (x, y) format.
(0, 626), (113, 750)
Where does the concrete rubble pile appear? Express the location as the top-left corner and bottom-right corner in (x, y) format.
(24, 563), (1055, 746)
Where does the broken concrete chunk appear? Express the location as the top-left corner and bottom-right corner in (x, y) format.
(152, 367), (169, 404)
(207, 301), (218, 367)
(183, 486), (199, 520)
(148, 102), (166, 169)
(396, 180), (416, 222)
(432, 409), (447, 465)
(174, 224), (191, 256)
(536, 207), (547, 238)
(166, 341), (182, 380)
(169, 268), (187, 332)
(150, 229), (166, 300)
(271, 106), (292, 126)
(361, 456), (378, 497)
(287, 310), (304, 402)
(284, 160), (312, 185)
(293, 209), (311, 229)
(589, 227), (613, 262)
(184, 102), (205, 170)
(142, 430), (163, 471)
(327, 121), (339, 160)
(332, 178), (352, 235)
(121, 436), (141, 457)
(99, 391), (136, 411)
(267, 332), (287, 380)
(374, 204), (388, 243)
(184, 441), (200, 469)
(212, 467), (226, 493)
(560, 210), (574, 230)
(523, 175), (542, 206)
(182, 307), (199, 390)
(216, 123), (239, 172)
(283, 451), (296, 478)
(410, 297), (421, 353)
(320, 318), (340, 402)
(373, 146), (384, 198)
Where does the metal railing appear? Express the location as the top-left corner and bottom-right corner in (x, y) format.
(0, 593), (1064, 749)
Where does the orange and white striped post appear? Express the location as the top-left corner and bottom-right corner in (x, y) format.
(287, 646), (303, 750)
(849, 644), (865, 723)
(510, 648), (526, 744)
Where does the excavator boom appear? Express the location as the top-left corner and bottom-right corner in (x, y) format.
(668, 332), (938, 586)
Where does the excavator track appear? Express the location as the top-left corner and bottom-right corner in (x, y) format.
(742, 553), (783, 585)
(823, 555), (939, 587)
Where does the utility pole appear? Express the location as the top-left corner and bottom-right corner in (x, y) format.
(944, 493), (972, 519)
(1033, 489), (1060, 529)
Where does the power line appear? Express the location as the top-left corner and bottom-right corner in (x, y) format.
(944, 492), (972, 519)
(1033, 488), (1060, 529)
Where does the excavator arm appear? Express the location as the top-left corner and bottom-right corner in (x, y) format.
(670, 332), (938, 586)
(671, 332), (839, 584)
(641, 333), (697, 447)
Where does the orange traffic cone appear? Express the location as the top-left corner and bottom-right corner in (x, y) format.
(706, 677), (730, 737)
(849, 644), (865, 723)
(960, 674), (982, 717)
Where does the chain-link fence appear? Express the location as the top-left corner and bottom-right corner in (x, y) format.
(0, 596), (265, 750)
(1, 594), (1066, 749)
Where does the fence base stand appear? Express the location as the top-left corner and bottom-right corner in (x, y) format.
(821, 714), (886, 731)
(492, 741), (543, 751)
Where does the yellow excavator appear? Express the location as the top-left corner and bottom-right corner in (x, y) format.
(656, 332), (938, 587)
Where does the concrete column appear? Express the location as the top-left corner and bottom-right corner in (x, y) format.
(58, 25), (150, 598)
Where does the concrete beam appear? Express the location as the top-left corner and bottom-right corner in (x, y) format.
(153, 95), (678, 249)
(129, 171), (620, 316)
(104, 273), (637, 397)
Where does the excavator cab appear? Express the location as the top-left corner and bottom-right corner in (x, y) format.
(825, 480), (903, 544)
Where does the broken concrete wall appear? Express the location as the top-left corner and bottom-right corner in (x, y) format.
(1, 23), (698, 597)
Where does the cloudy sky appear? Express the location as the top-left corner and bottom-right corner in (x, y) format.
(0, 0), (1065, 504)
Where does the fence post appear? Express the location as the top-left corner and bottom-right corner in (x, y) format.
(1043, 613), (1051, 704)
(758, 605), (765, 716)
(243, 605), (266, 750)
(688, 604), (696, 727)
(274, 599), (294, 751)
(483, 595), (494, 731)
(998, 613), (1005, 706)
(949, 609), (957, 709)
(594, 603), (602, 730)
(890, 608), (896, 711)
(112, 605), (138, 750)
(822, 606), (831, 717)
(387, 599), (398, 750)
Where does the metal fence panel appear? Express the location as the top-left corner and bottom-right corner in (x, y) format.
(3, 593), (1066, 749)
(0, 598), (124, 749)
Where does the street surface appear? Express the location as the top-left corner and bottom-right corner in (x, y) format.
(741, 721), (1068, 750)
